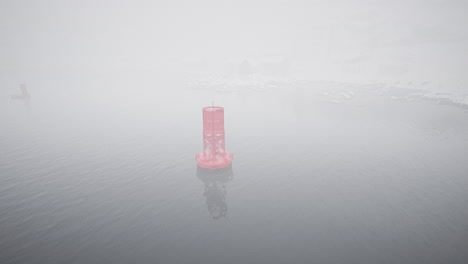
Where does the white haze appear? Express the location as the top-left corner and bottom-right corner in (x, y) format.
(1, 1), (468, 264)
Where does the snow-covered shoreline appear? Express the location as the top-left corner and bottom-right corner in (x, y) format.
(187, 74), (468, 110)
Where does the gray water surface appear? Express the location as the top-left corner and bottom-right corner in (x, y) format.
(1, 84), (468, 264)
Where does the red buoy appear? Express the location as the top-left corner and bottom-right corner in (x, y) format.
(196, 106), (233, 169)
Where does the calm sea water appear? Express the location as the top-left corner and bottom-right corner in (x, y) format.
(1, 82), (467, 264)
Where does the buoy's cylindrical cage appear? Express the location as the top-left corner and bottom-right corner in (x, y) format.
(202, 106), (226, 156)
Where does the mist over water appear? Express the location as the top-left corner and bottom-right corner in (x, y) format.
(1, 1), (468, 263)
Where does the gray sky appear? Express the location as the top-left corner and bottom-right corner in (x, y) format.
(1, 0), (468, 93)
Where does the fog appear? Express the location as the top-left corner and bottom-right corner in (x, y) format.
(1, 1), (468, 263)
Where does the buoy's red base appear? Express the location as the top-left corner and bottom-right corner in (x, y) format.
(196, 152), (233, 169)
